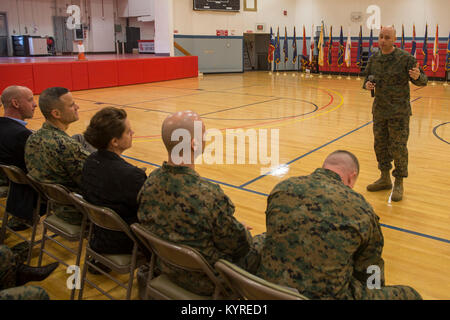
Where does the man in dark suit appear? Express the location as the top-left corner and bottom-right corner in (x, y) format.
(0, 85), (39, 228)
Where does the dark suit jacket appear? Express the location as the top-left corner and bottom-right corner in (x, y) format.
(0, 117), (37, 221)
(81, 150), (147, 254)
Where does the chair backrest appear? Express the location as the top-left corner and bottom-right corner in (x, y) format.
(214, 259), (309, 300)
(26, 173), (49, 201)
(69, 193), (134, 238)
(130, 223), (226, 293)
(0, 164), (29, 185)
(37, 181), (73, 206)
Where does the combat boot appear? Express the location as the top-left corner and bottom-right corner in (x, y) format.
(391, 177), (404, 202)
(15, 262), (59, 286)
(367, 170), (392, 192)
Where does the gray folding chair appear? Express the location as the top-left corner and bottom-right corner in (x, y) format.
(130, 223), (232, 300)
(28, 177), (87, 300)
(214, 259), (309, 300)
(69, 193), (147, 300)
(0, 164), (44, 265)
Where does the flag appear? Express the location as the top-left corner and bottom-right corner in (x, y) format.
(446, 31), (450, 72)
(411, 24), (417, 58)
(318, 24), (324, 67)
(268, 27), (275, 63)
(431, 25), (439, 72)
(356, 25), (363, 66)
(344, 27), (351, 67)
(292, 26), (298, 64)
(283, 26), (289, 63)
(274, 27), (281, 64)
(328, 25), (333, 66)
(423, 24), (428, 70)
(368, 28), (374, 59)
(302, 25), (308, 65)
(338, 26), (344, 66)
(309, 24), (315, 66)
(401, 24), (405, 49)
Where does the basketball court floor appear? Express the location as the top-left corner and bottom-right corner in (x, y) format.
(1, 71), (449, 299)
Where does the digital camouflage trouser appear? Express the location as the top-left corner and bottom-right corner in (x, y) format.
(0, 285), (49, 300)
(373, 116), (410, 178)
(0, 245), (50, 299)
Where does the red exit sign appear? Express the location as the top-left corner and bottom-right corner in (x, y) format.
(216, 30), (228, 36)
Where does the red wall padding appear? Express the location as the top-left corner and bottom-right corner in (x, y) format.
(0, 56), (198, 94)
(142, 58), (167, 82)
(33, 62), (73, 94)
(0, 63), (34, 94)
(87, 60), (119, 89)
(117, 59), (144, 86)
(71, 61), (89, 91)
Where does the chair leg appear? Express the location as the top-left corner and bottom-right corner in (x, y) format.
(0, 211), (9, 244)
(126, 245), (138, 300)
(37, 224), (47, 267)
(27, 212), (40, 265)
(78, 249), (90, 300)
(70, 234), (85, 300)
(144, 254), (155, 300)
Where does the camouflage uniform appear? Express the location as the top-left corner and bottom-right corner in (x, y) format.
(137, 162), (263, 296)
(257, 168), (422, 300)
(0, 285), (49, 300)
(25, 122), (90, 225)
(0, 245), (49, 300)
(363, 47), (427, 178)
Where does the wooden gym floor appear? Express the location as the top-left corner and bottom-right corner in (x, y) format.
(1, 71), (449, 299)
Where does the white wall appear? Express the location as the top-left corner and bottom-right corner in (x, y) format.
(88, 0), (115, 52)
(0, 0), (448, 56)
(294, 0), (449, 38)
(173, 0), (298, 36)
(172, 0), (449, 38)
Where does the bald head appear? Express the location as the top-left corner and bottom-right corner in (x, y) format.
(1, 85), (36, 120)
(323, 150), (359, 188)
(1, 86), (28, 109)
(379, 25), (396, 54)
(162, 110), (204, 154)
(380, 25), (396, 38)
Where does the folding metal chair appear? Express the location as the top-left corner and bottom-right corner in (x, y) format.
(130, 223), (232, 300)
(0, 164), (44, 265)
(28, 176), (87, 300)
(215, 259), (309, 300)
(70, 193), (147, 300)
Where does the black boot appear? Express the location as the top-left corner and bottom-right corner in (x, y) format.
(15, 262), (59, 286)
(7, 217), (30, 231)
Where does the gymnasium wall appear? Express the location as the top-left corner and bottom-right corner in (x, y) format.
(172, 0), (449, 38)
(174, 35), (243, 73)
(294, 0), (449, 38)
(0, 0), (118, 55)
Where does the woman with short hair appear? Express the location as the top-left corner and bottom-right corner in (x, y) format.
(81, 107), (147, 255)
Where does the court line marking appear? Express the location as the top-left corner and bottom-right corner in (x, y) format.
(120, 153), (450, 245)
(239, 120), (373, 188)
(201, 99), (319, 121)
(133, 86), (335, 140)
(241, 96), (422, 187)
(199, 98), (282, 117)
(432, 122), (450, 145)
